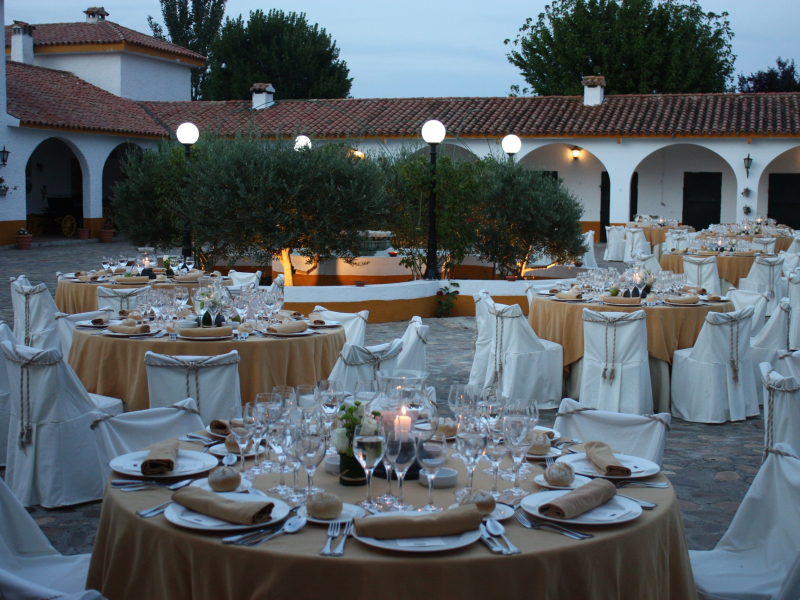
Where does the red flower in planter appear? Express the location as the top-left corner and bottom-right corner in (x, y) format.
(436, 290), (444, 296)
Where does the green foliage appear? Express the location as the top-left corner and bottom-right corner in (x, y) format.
(505, 0), (735, 96)
(436, 282), (460, 318)
(204, 9), (352, 101)
(738, 58), (800, 93)
(147, 0), (227, 100)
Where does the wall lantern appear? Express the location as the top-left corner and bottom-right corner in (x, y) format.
(571, 146), (581, 160)
(294, 135), (312, 151)
(0, 146), (10, 167)
(743, 154), (753, 178)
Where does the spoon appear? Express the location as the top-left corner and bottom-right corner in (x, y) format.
(222, 454), (237, 466)
(486, 519), (521, 555)
(245, 515), (306, 546)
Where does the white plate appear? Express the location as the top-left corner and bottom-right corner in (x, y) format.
(205, 424), (228, 439)
(190, 477), (253, 493)
(447, 503), (515, 521)
(550, 296), (589, 302)
(115, 280), (151, 285)
(109, 449), (218, 478)
(308, 320), (342, 328)
(418, 467), (458, 488)
(261, 330), (317, 337)
(664, 301), (708, 307)
(527, 446), (563, 460)
(208, 442), (266, 457)
(298, 503), (366, 524)
(535, 291), (556, 296)
(520, 490), (642, 525)
(534, 426), (561, 441)
(533, 473), (593, 490)
(164, 492), (291, 532)
(556, 452), (660, 480)
(101, 328), (161, 338)
(353, 512), (482, 553)
(177, 333), (234, 341)
(75, 319), (123, 329)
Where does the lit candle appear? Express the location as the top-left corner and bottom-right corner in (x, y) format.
(143, 257), (150, 269)
(394, 406), (412, 441)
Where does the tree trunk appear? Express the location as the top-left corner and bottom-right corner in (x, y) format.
(279, 248), (294, 287)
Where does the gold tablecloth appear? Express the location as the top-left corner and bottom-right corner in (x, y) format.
(68, 328), (345, 411)
(695, 234), (793, 253)
(640, 226), (694, 247)
(659, 253), (755, 287)
(87, 437), (697, 600)
(528, 295), (733, 366)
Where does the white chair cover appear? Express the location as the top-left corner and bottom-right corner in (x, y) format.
(751, 301), (791, 404)
(580, 231), (598, 269)
(752, 237), (777, 254)
(0, 477), (102, 597)
(777, 351), (800, 381)
(761, 364), (800, 458)
(779, 251), (800, 276)
(328, 340), (403, 393)
(789, 273), (800, 351)
(690, 443), (800, 600)
(144, 350), (241, 425)
(91, 397), (204, 481)
(671, 307), (758, 423)
(469, 290), (493, 388)
(96, 285), (150, 313)
(228, 270), (261, 287)
(739, 256), (786, 315)
(728, 289), (769, 338)
(664, 230), (690, 252)
(632, 252), (661, 274)
(623, 228), (651, 264)
(483, 302), (562, 409)
(1, 342), (123, 507)
(268, 273), (284, 294)
(580, 309), (653, 414)
(54, 308), (114, 356)
(0, 323), (18, 467)
(396, 317), (428, 372)
(603, 226), (626, 262)
(9, 276), (59, 350)
(313, 305), (369, 347)
(682, 255), (721, 295)
(552, 398), (671, 466)
(787, 237), (800, 255)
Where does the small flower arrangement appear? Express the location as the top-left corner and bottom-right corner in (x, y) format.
(742, 204), (752, 215)
(0, 177), (8, 195)
(102, 218), (113, 230)
(331, 400), (381, 457)
(17, 227), (29, 235)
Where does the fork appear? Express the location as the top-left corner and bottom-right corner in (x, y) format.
(514, 509), (593, 540)
(136, 501), (174, 518)
(545, 456), (554, 468)
(555, 439), (583, 449)
(331, 521), (352, 556)
(616, 481), (668, 489)
(320, 522), (341, 555)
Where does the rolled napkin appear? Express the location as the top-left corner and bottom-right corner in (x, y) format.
(178, 326), (233, 338)
(734, 250), (758, 256)
(210, 419), (231, 436)
(120, 318), (137, 327)
(237, 321), (255, 335)
(97, 269), (108, 276)
(173, 271), (205, 282)
(548, 287), (563, 294)
(74, 271), (89, 277)
(683, 285), (706, 294)
(115, 276), (150, 284)
(267, 320), (308, 334)
(696, 251), (719, 256)
(308, 311), (326, 325)
(152, 268), (166, 273)
(171, 486), (274, 525)
(278, 309), (303, 319)
(584, 440), (631, 477)
(599, 295), (640, 305)
(555, 291), (582, 300)
(353, 505), (482, 539)
(707, 294), (722, 302)
(108, 323), (151, 334)
(76, 274), (99, 282)
(538, 478), (617, 519)
(672, 248), (689, 254)
(666, 295), (699, 305)
(141, 440), (178, 476)
(91, 315), (109, 325)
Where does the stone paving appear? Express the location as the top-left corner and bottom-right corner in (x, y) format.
(0, 238), (766, 557)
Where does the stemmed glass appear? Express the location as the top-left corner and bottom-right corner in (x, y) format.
(295, 428), (326, 498)
(384, 428), (416, 511)
(455, 417), (487, 502)
(416, 432), (446, 512)
(101, 257), (110, 272)
(246, 401), (268, 476)
(117, 255), (128, 273)
(295, 385), (318, 419)
(267, 413), (292, 496)
(282, 425), (307, 503)
(353, 380), (377, 404)
(353, 422), (386, 511)
(317, 380), (342, 456)
(501, 403), (535, 500)
(184, 255), (195, 271)
(229, 406), (255, 475)
(484, 427), (507, 499)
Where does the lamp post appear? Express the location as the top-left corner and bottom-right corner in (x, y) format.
(176, 122), (199, 263)
(294, 135), (312, 151)
(421, 120), (446, 280)
(501, 135), (521, 161)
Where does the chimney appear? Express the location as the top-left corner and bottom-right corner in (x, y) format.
(250, 83), (275, 110)
(11, 21), (34, 65)
(582, 75), (606, 106)
(84, 7), (109, 23)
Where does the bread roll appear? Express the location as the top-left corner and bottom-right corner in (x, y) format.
(208, 466), (241, 492)
(306, 492), (343, 520)
(458, 489), (496, 516)
(225, 434), (253, 453)
(544, 462), (575, 487)
(437, 418), (458, 438)
(528, 431), (551, 456)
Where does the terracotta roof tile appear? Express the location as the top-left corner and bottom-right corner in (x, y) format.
(4, 21), (204, 61)
(6, 61), (166, 137)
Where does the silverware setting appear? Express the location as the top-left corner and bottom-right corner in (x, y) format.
(330, 521), (353, 556)
(116, 479), (192, 493)
(136, 501), (174, 518)
(554, 439), (583, 449)
(221, 506), (301, 545)
(485, 519), (521, 554)
(320, 521), (341, 556)
(514, 509), (593, 540)
(241, 515), (306, 547)
(616, 481), (668, 489)
(479, 523), (505, 554)
(617, 494), (657, 510)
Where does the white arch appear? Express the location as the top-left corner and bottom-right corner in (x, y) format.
(755, 145), (800, 225)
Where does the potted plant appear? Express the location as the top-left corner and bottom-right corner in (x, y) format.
(16, 228), (32, 250)
(100, 218), (114, 243)
(330, 400), (381, 486)
(743, 204), (752, 215)
(77, 227), (90, 240)
(0, 177), (8, 197)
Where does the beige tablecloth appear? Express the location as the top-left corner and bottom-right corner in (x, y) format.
(68, 327), (345, 411)
(528, 295), (733, 367)
(640, 226), (694, 247)
(86, 437), (697, 600)
(659, 253), (755, 287)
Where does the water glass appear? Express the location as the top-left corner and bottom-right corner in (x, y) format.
(455, 431), (487, 501)
(295, 430), (326, 498)
(353, 423), (386, 511)
(384, 429), (417, 511)
(229, 406), (255, 474)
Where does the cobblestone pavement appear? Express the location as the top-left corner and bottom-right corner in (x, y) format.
(1, 239), (765, 557)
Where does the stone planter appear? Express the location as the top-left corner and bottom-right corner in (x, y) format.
(16, 234), (32, 250)
(100, 229), (114, 243)
(77, 228), (90, 240)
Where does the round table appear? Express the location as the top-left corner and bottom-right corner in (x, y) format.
(639, 226), (694, 247)
(86, 436), (697, 600)
(68, 327), (346, 411)
(659, 253), (755, 287)
(694, 233), (793, 254)
(55, 279), (219, 314)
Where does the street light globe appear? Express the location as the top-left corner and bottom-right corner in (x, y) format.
(176, 122), (199, 145)
(294, 135), (312, 151)
(501, 134), (522, 156)
(421, 120), (446, 145)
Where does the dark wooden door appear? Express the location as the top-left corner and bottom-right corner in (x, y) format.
(629, 172), (639, 221)
(682, 172), (721, 231)
(600, 171), (610, 242)
(768, 173), (800, 229)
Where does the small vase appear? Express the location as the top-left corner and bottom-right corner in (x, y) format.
(201, 311), (213, 327)
(338, 453), (366, 486)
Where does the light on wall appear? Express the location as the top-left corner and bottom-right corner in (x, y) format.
(743, 154), (753, 178)
(0, 146), (10, 168)
(571, 146), (581, 160)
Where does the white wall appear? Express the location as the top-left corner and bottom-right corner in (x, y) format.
(756, 146), (800, 215)
(36, 53), (122, 97)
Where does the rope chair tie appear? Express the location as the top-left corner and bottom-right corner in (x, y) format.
(643, 414), (671, 431)
(144, 356), (240, 411)
(415, 328), (427, 345)
(5, 348), (61, 448)
(583, 311), (644, 383)
(708, 311), (750, 384)
(489, 305), (524, 385)
(90, 401), (201, 429)
(338, 344), (403, 376)
(761, 368), (800, 461)
(18, 286), (47, 346)
(90, 413), (117, 430)
(555, 406), (596, 417)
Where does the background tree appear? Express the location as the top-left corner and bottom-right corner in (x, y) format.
(204, 9), (352, 101)
(738, 58), (800, 93)
(505, 0), (735, 96)
(147, 0), (227, 100)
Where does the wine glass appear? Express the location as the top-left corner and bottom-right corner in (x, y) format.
(267, 413), (292, 496)
(229, 406), (255, 475)
(295, 429), (326, 498)
(501, 405), (534, 500)
(117, 255), (128, 273)
(295, 385), (318, 420)
(353, 379), (377, 404)
(101, 256), (110, 272)
(416, 432), (446, 512)
(384, 428), (416, 511)
(254, 393), (278, 471)
(282, 425), (307, 504)
(184, 255), (195, 271)
(317, 380), (342, 456)
(353, 422), (386, 511)
(246, 401), (268, 477)
(484, 427), (507, 500)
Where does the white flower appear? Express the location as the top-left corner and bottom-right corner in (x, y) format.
(355, 403), (366, 419)
(331, 428), (350, 454)
(359, 416), (378, 436)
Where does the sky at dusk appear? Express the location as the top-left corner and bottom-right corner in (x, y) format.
(8, 0), (800, 98)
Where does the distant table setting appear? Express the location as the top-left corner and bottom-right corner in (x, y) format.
(659, 251), (756, 287)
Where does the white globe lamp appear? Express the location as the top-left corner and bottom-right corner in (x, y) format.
(501, 134), (522, 157)
(421, 120), (446, 145)
(294, 135), (312, 151)
(176, 122), (199, 146)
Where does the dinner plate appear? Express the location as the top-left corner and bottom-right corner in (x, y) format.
(527, 446), (563, 460)
(75, 319), (123, 329)
(101, 329), (161, 338)
(298, 503), (366, 524)
(664, 301), (708, 307)
(308, 320), (342, 329)
(110, 449), (218, 478)
(261, 330), (317, 337)
(115, 280), (151, 285)
(520, 490), (642, 525)
(177, 333), (234, 341)
(535, 426), (561, 441)
(208, 442), (266, 457)
(550, 296), (589, 302)
(533, 473), (593, 490)
(353, 512), (482, 553)
(447, 503), (515, 521)
(190, 477), (253, 493)
(205, 424), (228, 439)
(556, 452), (660, 480)
(164, 492), (291, 532)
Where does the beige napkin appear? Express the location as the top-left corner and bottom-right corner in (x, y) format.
(97, 269), (108, 276)
(683, 285), (706, 294)
(539, 478), (617, 519)
(278, 310), (303, 319)
(666, 295), (699, 305)
(77, 274), (99, 282)
(555, 291), (582, 300)
(153, 268), (166, 273)
(600, 295), (640, 305)
(696, 251), (719, 256)
(267, 321), (308, 334)
(308, 311), (326, 325)
(171, 486), (274, 525)
(707, 294), (722, 302)
(353, 505), (482, 539)
(173, 271), (205, 282)
(108, 323), (151, 334)
(210, 420), (230, 436)
(734, 250), (758, 256)
(671, 248), (689, 254)
(113, 267), (126, 274)
(584, 441), (630, 477)
(115, 276), (150, 284)
(141, 441), (178, 476)
(179, 326), (233, 338)
(91, 315), (109, 325)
